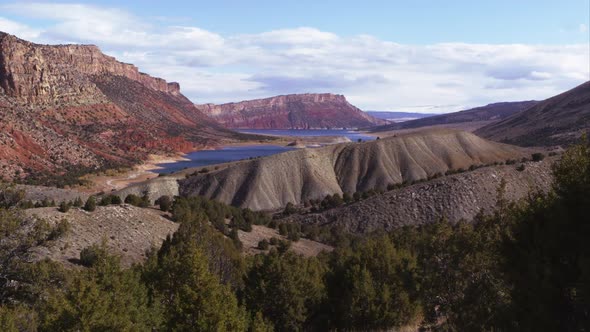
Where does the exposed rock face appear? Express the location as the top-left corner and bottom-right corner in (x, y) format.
(476, 81), (590, 146)
(0, 31), (248, 181)
(0, 32), (179, 104)
(371, 101), (537, 133)
(197, 93), (387, 129)
(179, 129), (529, 210)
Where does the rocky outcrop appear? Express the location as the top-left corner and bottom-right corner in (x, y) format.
(197, 93), (387, 129)
(0, 31), (179, 104)
(0, 31), (250, 181)
(179, 129), (530, 210)
(476, 81), (590, 146)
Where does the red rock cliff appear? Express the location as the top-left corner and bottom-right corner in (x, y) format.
(0, 31), (180, 104)
(0, 31), (244, 181)
(197, 93), (388, 129)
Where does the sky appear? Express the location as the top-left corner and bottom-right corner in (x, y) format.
(0, 1), (589, 113)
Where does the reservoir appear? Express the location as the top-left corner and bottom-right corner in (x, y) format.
(153, 129), (375, 174)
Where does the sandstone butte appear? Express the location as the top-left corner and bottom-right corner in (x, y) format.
(196, 93), (388, 129)
(0, 31), (248, 181)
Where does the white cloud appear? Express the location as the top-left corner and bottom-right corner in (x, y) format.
(1, 3), (589, 112)
(0, 17), (40, 40)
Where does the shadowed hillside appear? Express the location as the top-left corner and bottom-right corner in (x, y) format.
(371, 101), (537, 132)
(476, 81), (590, 146)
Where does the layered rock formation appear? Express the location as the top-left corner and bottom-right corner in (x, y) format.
(197, 93), (387, 129)
(0, 32), (179, 103)
(0, 32), (251, 181)
(476, 81), (590, 146)
(178, 129), (529, 210)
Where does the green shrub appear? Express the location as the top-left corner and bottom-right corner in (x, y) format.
(58, 201), (71, 213)
(79, 244), (106, 267)
(83, 197), (96, 212)
(155, 195), (173, 212)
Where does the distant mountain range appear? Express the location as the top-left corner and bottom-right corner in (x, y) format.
(365, 111), (437, 122)
(196, 94), (388, 129)
(476, 81), (590, 146)
(371, 101), (538, 132)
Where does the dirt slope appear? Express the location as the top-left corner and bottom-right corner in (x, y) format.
(282, 158), (554, 233)
(25, 205), (179, 267)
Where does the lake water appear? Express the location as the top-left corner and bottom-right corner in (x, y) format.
(154, 129), (375, 174)
(238, 129), (376, 142)
(153, 145), (295, 174)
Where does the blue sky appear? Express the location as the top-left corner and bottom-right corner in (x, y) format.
(1, 1), (589, 112)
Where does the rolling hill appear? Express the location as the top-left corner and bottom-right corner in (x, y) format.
(371, 101), (537, 132)
(476, 81), (590, 146)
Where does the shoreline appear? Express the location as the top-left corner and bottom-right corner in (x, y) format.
(82, 153), (190, 193)
(81, 131), (371, 194)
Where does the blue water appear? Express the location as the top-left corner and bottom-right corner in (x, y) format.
(238, 129), (376, 142)
(153, 145), (294, 174)
(154, 130), (375, 174)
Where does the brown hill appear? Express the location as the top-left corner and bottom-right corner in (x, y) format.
(0, 31), (252, 182)
(371, 101), (537, 133)
(196, 93), (387, 129)
(281, 157), (554, 233)
(178, 129), (529, 210)
(476, 81), (590, 146)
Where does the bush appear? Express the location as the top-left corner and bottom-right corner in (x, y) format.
(278, 223), (288, 236)
(283, 202), (298, 215)
(79, 244), (106, 267)
(58, 201), (71, 213)
(258, 239), (270, 250)
(531, 152), (545, 162)
(125, 193), (150, 207)
(83, 197), (96, 212)
(48, 218), (71, 240)
(276, 240), (291, 254)
(99, 195), (112, 206)
(73, 197), (84, 207)
(269, 237), (280, 246)
(110, 195), (122, 205)
(516, 164), (526, 172)
(155, 195), (173, 212)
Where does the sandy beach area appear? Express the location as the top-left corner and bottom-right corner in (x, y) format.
(81, 154), (189, 193)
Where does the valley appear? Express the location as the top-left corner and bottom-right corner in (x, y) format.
(0, 5), (589, 329)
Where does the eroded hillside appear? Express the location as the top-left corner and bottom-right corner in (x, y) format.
(178, 129), (530, 210)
